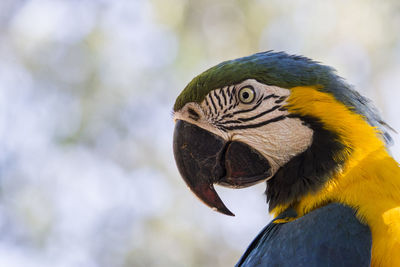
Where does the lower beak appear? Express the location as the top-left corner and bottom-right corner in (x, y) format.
(173, 120), (271, 216)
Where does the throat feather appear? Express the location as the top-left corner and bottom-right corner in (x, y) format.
(266, 115), (346, 211)
(268, 86), (400, 267)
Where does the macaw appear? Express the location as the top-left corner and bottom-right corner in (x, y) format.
(172, 51), (400, 266)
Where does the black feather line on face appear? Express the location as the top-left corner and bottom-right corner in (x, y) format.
(213, 90), (223, 110)
(266, 115), (349, 211)
(221, 88), (228, 106)
(208, 94), (218, 115)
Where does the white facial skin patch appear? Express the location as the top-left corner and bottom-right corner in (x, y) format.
(173, 79), (314, 182)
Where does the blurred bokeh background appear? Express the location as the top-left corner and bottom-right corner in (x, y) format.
(0, 0), (399, 266)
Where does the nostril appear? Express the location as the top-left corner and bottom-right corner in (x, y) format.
(188, 108), (200, 121)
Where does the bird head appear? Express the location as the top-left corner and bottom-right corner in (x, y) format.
(172, 51), (392, 216)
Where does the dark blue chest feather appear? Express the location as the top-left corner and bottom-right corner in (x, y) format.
(236, 203), (372, 267)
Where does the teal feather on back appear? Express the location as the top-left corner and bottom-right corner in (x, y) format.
(236, 203), (372, 267)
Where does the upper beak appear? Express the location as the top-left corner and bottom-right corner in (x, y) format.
(173, 120), (271, 216)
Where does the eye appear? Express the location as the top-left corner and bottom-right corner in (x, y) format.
(238, 86), (255, 104)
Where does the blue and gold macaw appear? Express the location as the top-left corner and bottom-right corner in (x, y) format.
(172, 51), (400, 266)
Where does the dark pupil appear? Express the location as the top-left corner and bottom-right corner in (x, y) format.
(242, 92), (249, 99)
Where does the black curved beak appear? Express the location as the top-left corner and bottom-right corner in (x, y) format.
(173, 120), (271, 216)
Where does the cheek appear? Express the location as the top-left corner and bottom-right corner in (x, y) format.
(230, 118), (313, 172)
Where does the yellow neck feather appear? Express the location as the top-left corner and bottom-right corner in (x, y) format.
(271, 86), (400, 266)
